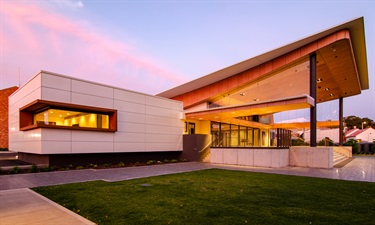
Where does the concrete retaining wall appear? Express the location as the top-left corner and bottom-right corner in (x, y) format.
(210, 148), (289, 168)
(211, 147), (337, 169)
(289, 147), (333, 168)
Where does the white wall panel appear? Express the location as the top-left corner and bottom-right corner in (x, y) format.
(117, 122), (145, 133)
(41, 129), (71, 141)
(23, 130), (42, 141)
(146, 105), (172, 117)
(72, 80), (114, 98)
(42, 73), (71, 91)
(114, 89), (146, 104)
(145, 115), (182, 126)
(114, 100), (145, 114)
(145, 96), (182, 110)
(146, 134), (173, 143)
(114, 132), (145, 142)
(11, 75), (41, 104)
(146, 105), (182, 119)
(8, 113), (19, 125)
(9, 88), (41, 115)
(9, 132), (24, 142)
(72, 141), (114, 153)
(72, 92), (114, 108)
(41, 87), (71, 103)
(145, 142), (173, 151)
(15, 141), (42, 154)
(18, 88), (42, 109)
(114, 142), (145, 152)
(146, 125), (182, 134)
(42, 141), (72, 154)
(71, 131), (113, 142)
(117, 111), (145, 123)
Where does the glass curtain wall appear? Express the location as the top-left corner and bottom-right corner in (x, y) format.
(211, 122), (291, 148)
(211, 122), (263, 147)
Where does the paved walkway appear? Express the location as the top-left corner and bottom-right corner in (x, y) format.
(0, 188), (95, 225)
(0, 157), (374, 225)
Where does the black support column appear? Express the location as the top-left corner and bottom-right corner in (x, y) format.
(339, 97), (344, 146)
(310, 53), (317, 147)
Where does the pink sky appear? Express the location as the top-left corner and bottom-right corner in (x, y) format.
(0, 1), (186, 93)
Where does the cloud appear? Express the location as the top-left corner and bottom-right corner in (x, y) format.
(0, 1), (186, 93)
(49, 0), (84, 9)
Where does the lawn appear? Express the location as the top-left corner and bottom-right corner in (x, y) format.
(33, 169), (375, 225)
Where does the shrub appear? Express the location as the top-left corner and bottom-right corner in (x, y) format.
(146, 160), (156, 165)
(170, 159), (178, 163)
(41, 167), (52, 172)
(0, 148), (9, 151)
(291, 138), (309, 146)
(318, 138), (334, 146)
(344, 139), (359, 154)
(88, 164), (98, 168)
(76, 166), (84, 170)
(10, 166), (21, 174)
(118, 162), (125, 167)
(31, 165), (38, 173)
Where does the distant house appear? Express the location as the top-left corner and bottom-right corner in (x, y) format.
(345, 128), (375, 142)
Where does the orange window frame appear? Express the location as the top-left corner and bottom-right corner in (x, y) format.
(19, 100), (117, 132)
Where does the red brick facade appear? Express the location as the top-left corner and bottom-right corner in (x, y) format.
(0, 87), (18, 149)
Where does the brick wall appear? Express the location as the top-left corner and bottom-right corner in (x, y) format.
(0, 87), (18, 149)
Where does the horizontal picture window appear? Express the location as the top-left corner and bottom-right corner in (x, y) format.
(20, 100), (117, 132)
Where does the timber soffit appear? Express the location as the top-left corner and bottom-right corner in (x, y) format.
(157, 17), (368, 98)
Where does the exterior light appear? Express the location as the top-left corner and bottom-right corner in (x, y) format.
(362, 121), (367, 130)
(239, 93), (245, 96)
(317, 78), (323, 83)
(324, 88), (330, 91)
(330, 93), (334, 97)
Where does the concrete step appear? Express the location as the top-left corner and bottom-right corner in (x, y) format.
(333, 152), (347, 165)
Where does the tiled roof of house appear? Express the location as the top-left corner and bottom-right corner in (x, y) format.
(345, 128), (373, 138)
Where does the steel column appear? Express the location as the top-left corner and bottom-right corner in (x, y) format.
(339, 97), (344, 145)
(310, 53), (317, 147)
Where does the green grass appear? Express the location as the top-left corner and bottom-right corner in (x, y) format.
(33, 169), (375, 225)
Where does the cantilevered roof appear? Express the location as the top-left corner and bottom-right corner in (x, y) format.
(158, 17), (368, 99)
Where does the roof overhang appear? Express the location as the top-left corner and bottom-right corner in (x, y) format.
(185, 95), (314, 128)
(158, 17), (368, 98)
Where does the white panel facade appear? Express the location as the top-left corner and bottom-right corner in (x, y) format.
(9, 71), (184, 155)
(9, 74), (42, 153)
(41, 87), (71, 103)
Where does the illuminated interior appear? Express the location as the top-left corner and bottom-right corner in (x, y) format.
(33, 109), (110, 129)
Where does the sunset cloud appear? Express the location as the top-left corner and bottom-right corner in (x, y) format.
(0, 1), (186, 93)
(49, 0), (84, 9)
